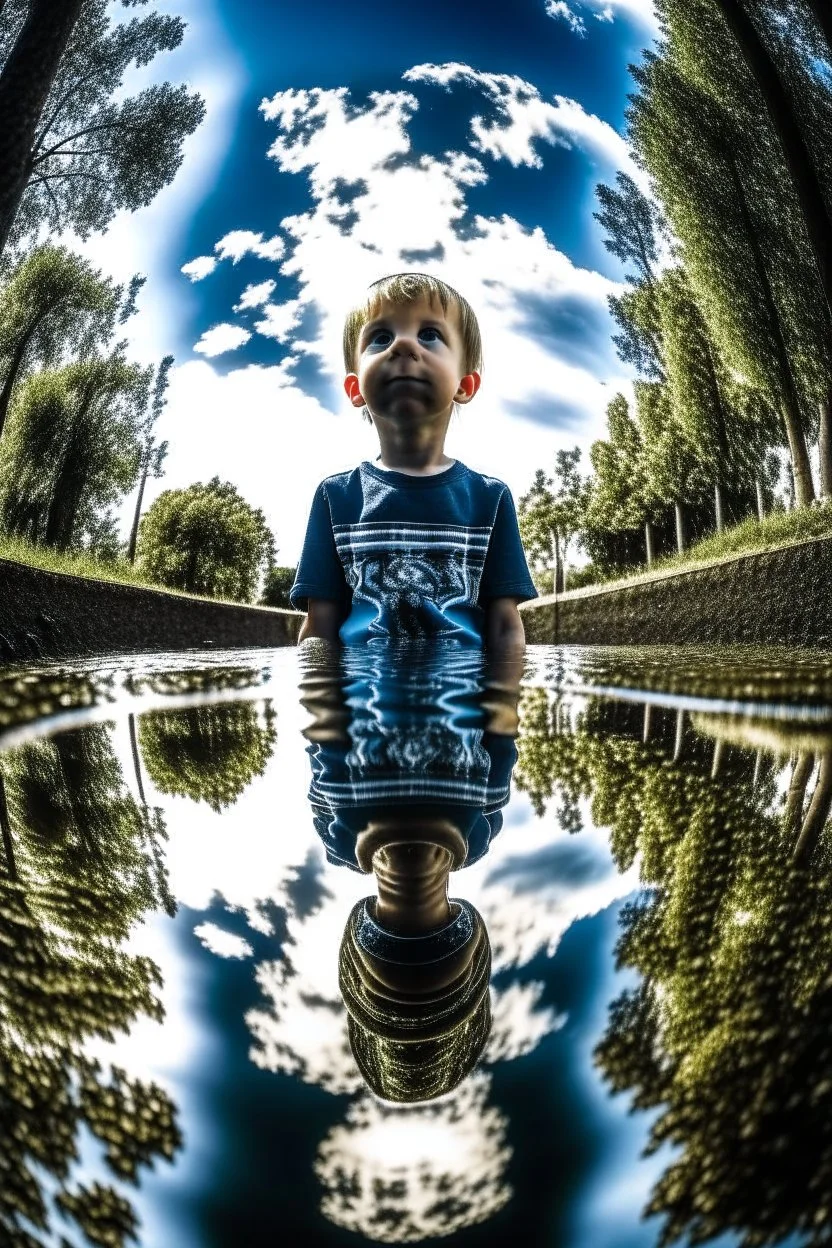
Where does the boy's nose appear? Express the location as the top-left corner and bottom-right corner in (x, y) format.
(390, 333), (419, 358)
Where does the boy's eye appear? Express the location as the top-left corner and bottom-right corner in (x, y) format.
(365, 328), (392, 349)
(419, 326), (443, 342)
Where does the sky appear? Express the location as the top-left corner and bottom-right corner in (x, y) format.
(81, 0), (662, 565)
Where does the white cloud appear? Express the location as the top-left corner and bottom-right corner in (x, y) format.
(234, 279), (278, 311)
(193, 322), (252, 356)
(545, 1), (588, 35)
(254, 298), (303, 342)
(145, 66), (647, 560)
(545, 0), (658, 30)
(181, 255), (218, 282)
(215, 229), (286, 263)
(404, 63), (640, 181)
(193, 922), (253, 959)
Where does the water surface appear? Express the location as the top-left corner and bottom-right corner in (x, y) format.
(0, 643), (828, 1248)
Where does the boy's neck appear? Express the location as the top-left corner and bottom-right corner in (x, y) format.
(372, 418), (454, 476)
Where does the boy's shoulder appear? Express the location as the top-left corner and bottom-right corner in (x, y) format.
(318, 460), (510, 490)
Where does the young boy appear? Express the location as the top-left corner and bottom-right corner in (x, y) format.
(290, 273), (537, 648)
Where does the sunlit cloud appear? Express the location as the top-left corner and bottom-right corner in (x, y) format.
(315, 1075), (512, 1242)
(215, 229), (286, 263)
(181, 255), (218, 281)
(193, 921), (254, 959)
(545, 0), (658, 30)
(234, 279), (278, 311)
(403, 63), (639, 178)
(193, 322), (252, 356)
(545, 1), (588, 36)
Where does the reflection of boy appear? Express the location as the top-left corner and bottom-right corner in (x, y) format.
(290, 273), (537, 648)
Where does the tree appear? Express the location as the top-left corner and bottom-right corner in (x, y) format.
(0, 0), (205, 255)
(0, 243), (137, 439)
(0, 723), (180, 1245)
(127, 352), (171, 563)
(584, 392), (658, 570)
(595, 171), (668, 381)
(656, 266), (778, 528)
(519, 448), (588, 592)
(260, 564), (297, 609)
(0, 351), (148, 550)
(629, 47), (826, 505)
(136, 477), (277, 601)
(138, 701), (277, 812)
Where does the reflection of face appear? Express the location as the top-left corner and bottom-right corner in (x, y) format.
(347, 294), (475, 423)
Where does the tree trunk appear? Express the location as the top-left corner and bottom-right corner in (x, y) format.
(645, 519), (655, 567)
(128, 712), (147, 807)
(0, 770), (17, 881)
(752, 747), (763, 790)
(711, 738), (724, 779)
(128, 450), (150, 564)
(714, 482), (724, 534)
(674, 500), (686, 554)
(819, 389), (832, 499)
(0, 308), (48, 440)
(642, 702), (652, 744)
(0, 0), (87, 255)
(672, 708), (685, 763)
(714, 0), (832, 326)
(755, 478), (766, 521)
(726, 147), (816, 504)
(781, 396), (816, 506)
(794, 752), (832, 863)
(552, 531), (563, 595)
(784, 751), (815, 837)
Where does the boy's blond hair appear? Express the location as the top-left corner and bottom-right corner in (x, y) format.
(342, 273), (483, 376)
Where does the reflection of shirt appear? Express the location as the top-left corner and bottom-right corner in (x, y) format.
(290, 460), (537, 645)
(305, 646), (518, 872)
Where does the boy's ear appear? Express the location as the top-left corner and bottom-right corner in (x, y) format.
(455, 371), (481, 405)
(344, 373), (365, 408)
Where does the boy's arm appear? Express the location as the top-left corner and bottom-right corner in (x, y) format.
(298, 598), (344, 646)
(485, 597), (525, 653)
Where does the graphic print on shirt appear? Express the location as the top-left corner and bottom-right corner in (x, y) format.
(333, 521), (492, 639)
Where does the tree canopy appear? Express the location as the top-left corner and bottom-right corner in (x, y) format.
(0, 0), (205, 255)
(136, 477), (277, 601)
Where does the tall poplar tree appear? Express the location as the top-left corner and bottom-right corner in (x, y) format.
(0, 0), (204, 255)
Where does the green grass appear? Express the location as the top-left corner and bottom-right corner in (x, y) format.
(589, 500), (832, 590)
(0, 534), (265, 606)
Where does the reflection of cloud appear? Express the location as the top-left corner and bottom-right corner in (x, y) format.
(193, 922), (253, 959)
(315, 1074), (512, 1243)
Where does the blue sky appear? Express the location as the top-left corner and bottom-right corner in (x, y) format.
(85, 0), (660, 563)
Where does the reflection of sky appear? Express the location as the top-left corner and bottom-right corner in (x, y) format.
(78, 650), (663, 1246)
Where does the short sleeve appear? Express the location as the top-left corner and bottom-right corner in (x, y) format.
(290, 484), (350, 610)
(478, 488), (538, 604)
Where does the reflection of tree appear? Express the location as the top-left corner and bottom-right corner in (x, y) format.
(138, 700), (276, 812)
(541, 694), (832, 1247)
(0, 725), (180, 1247)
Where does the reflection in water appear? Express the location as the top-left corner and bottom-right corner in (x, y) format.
(300, 644), (519, 1237)
(5, 648), (832, 1245)
(517, 684), (832, 1248)
(0, 726), (179, 1248)
(138, 700), (276, 811)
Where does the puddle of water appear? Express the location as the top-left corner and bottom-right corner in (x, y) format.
(0, 642), (828, 1248)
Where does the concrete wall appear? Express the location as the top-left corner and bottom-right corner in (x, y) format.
(519, 534), (832, 648)
(0, 557), (303, 661)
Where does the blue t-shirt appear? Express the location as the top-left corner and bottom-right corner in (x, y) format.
(290, 459), (538, 644)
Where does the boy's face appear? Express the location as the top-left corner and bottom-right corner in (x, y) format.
(343, 294), (480, 424)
